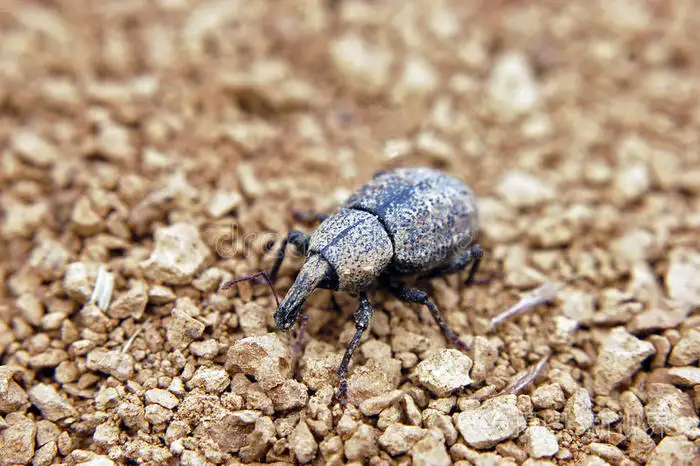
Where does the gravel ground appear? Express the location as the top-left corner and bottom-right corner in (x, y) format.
(1, 1), (700, 465)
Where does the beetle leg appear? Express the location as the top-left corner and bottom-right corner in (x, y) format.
(337, 292), (373, 406)
(390, 286), (470, 352)
(328, 294), (343, 313)
(268, 229), (310, 282)
(293, 312), (309, 354)
(291, 210), (330, 224)
(372, 169), (388, 179)
(420, 243), (484, 285)
(464, 244), (484, 286)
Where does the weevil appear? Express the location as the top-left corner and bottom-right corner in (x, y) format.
(224, 167), (483, 402)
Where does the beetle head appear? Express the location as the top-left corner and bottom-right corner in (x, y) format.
(274, 254), (329, 330)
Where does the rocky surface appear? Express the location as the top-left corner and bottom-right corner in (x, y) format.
(1, 1), (699, 464)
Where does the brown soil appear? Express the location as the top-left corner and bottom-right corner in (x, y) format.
(1, 1), (699, 465)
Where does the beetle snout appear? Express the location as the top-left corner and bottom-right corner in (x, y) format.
(272, 254), (329, 331)
(274, 310), (296, 330)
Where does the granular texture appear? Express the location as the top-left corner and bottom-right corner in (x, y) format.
(1, 1), (699, 465)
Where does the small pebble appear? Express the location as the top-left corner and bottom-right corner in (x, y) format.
(330, 33), (393, 95)
(564, 389), (594, 435)
(144, 389), (179, 410)
(411, 429), (451, 466)
(359, 390), (403, 417)
(454, 395), (526, 449)
(668, 329), (700, 366)
(267, 379), (308, 411)
(378, 423), (426, 456)
(0, 413), (36, 464)
(666, 248), (700, 306)
(289, 419), (318, 464)
(646, 435), (697, 466)
(525, 425), (559, 458)
(489, 52), (539, 113)
(28, 384), (78, 421)
(86, 349), (134, 381)
(207, 191), (242, 218)
(645, 383), (700, 437)
(140, 223), (211, 285)
(668, 367), (700, 387)
(412, 349), (473, 396)
(532, 383), (566, 410)
(11, 131), (59, 167)
(226, 333), (292, 391)
(344, 424), (378, 461)
(496, 171), (555, 208)
(592, 327), (655, 395)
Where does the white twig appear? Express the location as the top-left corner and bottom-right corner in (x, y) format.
(122, 323), (146, 353)
(489, 281), (561, 330)
(90, 265), (114, 312)
(497, 352), (551, 396)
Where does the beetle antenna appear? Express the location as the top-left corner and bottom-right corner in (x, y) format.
(221, 270), (281, 309)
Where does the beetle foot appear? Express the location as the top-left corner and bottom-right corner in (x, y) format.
(467, 272), (504, 286)
(413, 308), (425, 324)
(326, 294), (343, 313)
(336, 379), (348, 407)
(291, 209), (329, 224)
(469, 277), (491, 285)
(293, 314), (309, 354)
(451, 335), (470, 352)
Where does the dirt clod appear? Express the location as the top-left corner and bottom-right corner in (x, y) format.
(28, 384), (77, 421)
(226, 334), (292, 391)
(564, 389), (594, 436)
(646, 436), (698, 466)
(525, 426), (559, 459)
(454, 395), (526, 449)
(645, 383), (700, 437)
(141, 224), (211, 285)
(2, 1), (699, 464)
(592, 327), (655, 395)
(412, 349), (473, 396)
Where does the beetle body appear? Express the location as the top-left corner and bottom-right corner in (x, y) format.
(229, 167), (483, 403)
(309, 208), (393, 294)
(341, 167), (479, 276)
(274, 167), (480, 329)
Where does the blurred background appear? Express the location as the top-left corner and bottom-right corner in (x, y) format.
(2, 0), (699, 279)
(1, 1), (699, 464)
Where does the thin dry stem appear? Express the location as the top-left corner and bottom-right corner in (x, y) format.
(489, 282), (562, 330)
(497, 352), (551, 396)
(122, 323), (146, 354)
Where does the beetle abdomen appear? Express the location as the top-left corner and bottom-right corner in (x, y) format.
(343, 167), (478, 273)
(309, 208), (393, 293)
